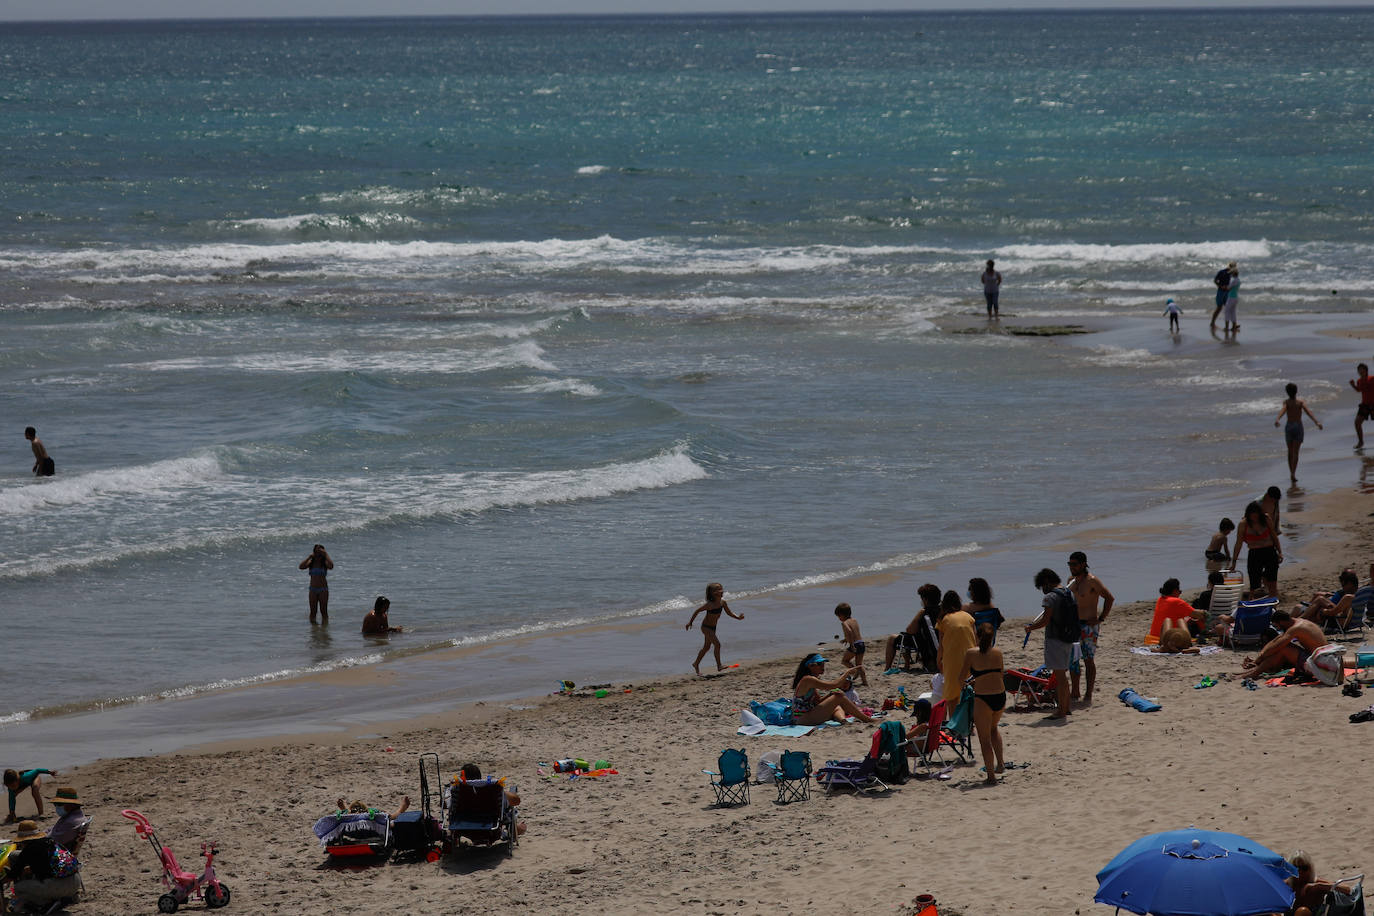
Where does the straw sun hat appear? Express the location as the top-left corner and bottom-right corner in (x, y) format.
(49, 786), (82, 807)
(12, 819), (44, 843)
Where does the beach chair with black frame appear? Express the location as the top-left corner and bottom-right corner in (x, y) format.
(703, 748), (750, 807)
(446, 774), (519, 856)
(766, 750), (812, 804)
(814, 751), (889, 797)
(940, 685), (976, 763)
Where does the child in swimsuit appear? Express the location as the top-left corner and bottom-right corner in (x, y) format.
(1204, 517), (1234, 564)
(958, 623), (1006, 785)
(685, 582), (743, 675)
(3, 768), (55, 823)
(834, 602), (868, 686)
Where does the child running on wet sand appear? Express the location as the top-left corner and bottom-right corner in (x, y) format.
(685, 582), (743, 675)
(834, 602), (869, 686)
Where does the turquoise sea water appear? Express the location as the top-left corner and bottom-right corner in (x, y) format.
(2, 10), (1373, 747)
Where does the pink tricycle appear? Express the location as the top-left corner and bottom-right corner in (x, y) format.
(121, 809), (231, 913)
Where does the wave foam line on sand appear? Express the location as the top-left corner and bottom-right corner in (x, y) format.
(0, 652), (387, 728)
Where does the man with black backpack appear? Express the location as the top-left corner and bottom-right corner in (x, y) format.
(1024, 568), (1077, 720)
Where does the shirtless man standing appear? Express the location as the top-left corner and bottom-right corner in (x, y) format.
(24, 427), (53, 477)
(1238, 609), (1331, 680)
(1067, 550), (1114, 704)
(1275, 382), (1322, 483)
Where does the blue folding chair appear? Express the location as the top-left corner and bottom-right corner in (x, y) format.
(703, 748), (750, 807)
(767, 750), (811, 804)
(1223, 597), (1277, 649)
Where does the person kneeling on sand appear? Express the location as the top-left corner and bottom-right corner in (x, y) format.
(791, 654), (874, 726)
(458, 764), (525, 836)
(1237, 609), (1336, 680)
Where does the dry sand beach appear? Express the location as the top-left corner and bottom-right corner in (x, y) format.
(25, 485), (1370, 914)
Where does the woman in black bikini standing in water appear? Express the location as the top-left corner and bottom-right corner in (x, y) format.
(958, 622), (1006, 785)
(685, 582), (743, 675)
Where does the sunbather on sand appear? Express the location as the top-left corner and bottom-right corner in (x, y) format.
(1236, 610), (1328, 679)
(791, 654), (874, 726)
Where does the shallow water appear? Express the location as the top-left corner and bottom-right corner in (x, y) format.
(2, 11), (1372, 754)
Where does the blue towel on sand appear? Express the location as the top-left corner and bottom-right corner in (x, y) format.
(1118, 688), (1161, 712)
(736, 724), (816, 737)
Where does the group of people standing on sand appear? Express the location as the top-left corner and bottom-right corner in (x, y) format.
(298, 544), (401, 635)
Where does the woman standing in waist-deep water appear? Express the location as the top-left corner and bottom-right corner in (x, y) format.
(958, 623), (1006, 785)
(299, 544), (334, 623)
(685, 582), (743, 675)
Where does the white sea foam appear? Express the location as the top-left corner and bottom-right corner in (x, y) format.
(218, 212), (418, 233)
(0, 447), (708, 579)
(1077, 345), (1164, 369)
(125, 339), (555, 374)
(996, 239), (1274, 265)
(0, 452), (227, 516)
(510, 378), (604, 397)
(576, 165), (610, 175)
(730, 542), (982, 596)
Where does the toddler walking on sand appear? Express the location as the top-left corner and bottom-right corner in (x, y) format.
(685, 582), (743, 675)
(834, 602), (869, 686)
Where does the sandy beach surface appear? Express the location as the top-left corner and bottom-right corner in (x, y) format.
(16, 483), (1366, 915)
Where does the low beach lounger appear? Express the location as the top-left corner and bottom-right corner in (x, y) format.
(815, 752), (889, 796)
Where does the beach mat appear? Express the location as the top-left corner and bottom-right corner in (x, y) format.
(736, 724), (816, 738)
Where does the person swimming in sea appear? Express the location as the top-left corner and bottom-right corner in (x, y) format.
(685, 582), (743, 675)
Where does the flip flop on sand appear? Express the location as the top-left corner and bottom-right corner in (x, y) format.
(1349, 706), (1374, 723)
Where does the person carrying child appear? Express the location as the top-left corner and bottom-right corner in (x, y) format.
(834, 602), (868, 687)
(685, 582), (743, 675)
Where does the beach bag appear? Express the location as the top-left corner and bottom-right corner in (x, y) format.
(1305, 645), (1346, 687)
(50, 843), (79, 878)
(1048, 587), (1081, 643)
(750, 699), (794, 726)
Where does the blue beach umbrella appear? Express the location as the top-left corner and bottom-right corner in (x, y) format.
(1094, 837), (1295, 916)
(1098, 828), (1296, 883)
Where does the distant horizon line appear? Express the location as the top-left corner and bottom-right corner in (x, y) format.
(4, 3), (1373, 26)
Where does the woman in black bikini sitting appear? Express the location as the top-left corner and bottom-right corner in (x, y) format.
(685, 582), (744, 675)
(958, 622), (1006, 785)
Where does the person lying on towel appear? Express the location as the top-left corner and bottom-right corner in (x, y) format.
(1236, 610), (1339, 682)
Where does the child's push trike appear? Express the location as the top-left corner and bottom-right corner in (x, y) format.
(121, 809), (230, 913)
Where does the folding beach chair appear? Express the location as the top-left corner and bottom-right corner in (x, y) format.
(909, 698), (966, 776)
(447, 777), (519, 855)
(1004, 667), (1057, 710)
(815, 753), (889, 796)
(767, 750), (812, 804)
(1318, 873), (1366, 916)
(940, 685), (975, 763)
(1222, 597), (1278, 649)
(703, 749), (750, 807)
(1204, 582), (1245, 633)
(1324, 587), (1374, 640)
